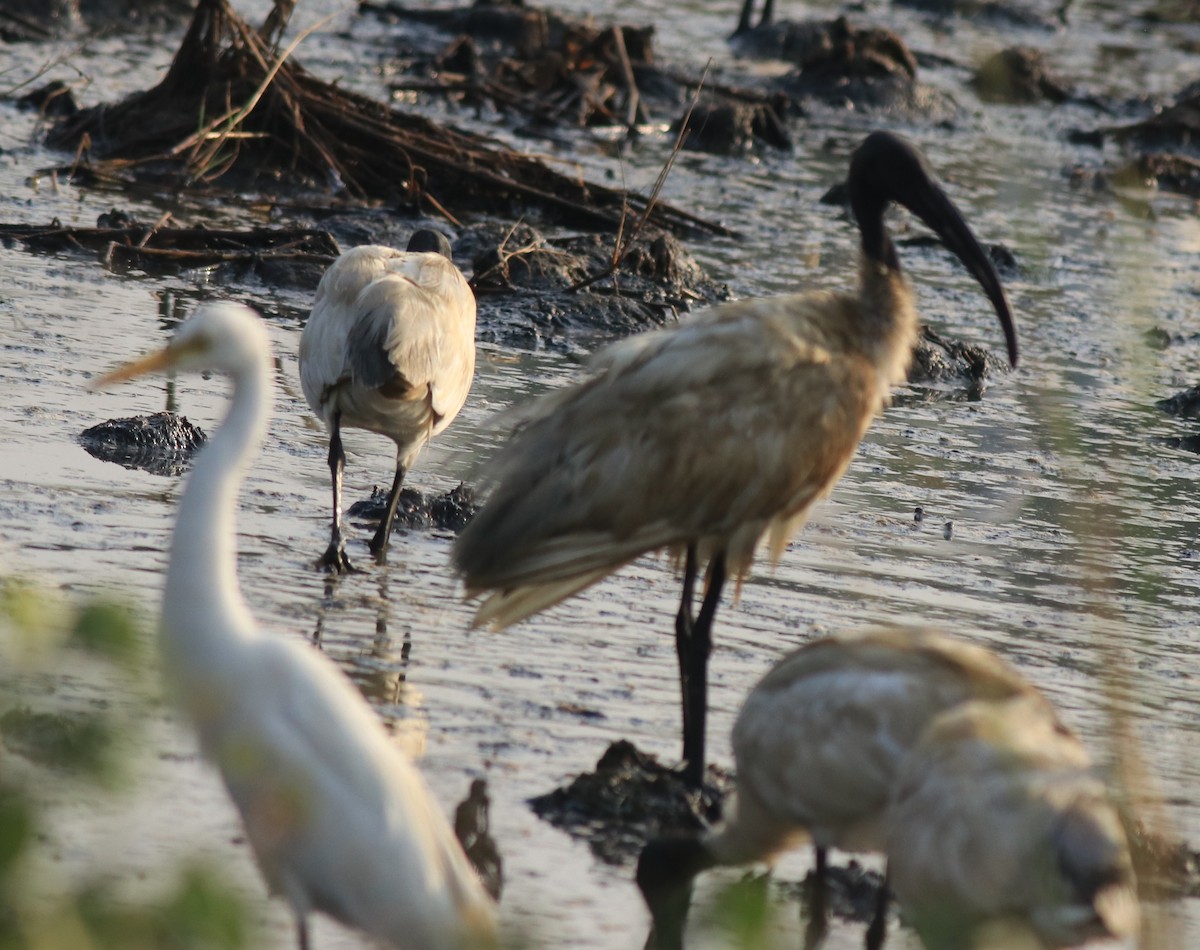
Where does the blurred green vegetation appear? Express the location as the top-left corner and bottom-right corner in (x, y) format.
(0, 577), (254, 950)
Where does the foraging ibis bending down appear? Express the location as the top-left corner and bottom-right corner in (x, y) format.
(95, 303), (497, 950)
(635, 626), (1038, 950)
(453, 130), (1018, 787)
(300, 229), (476, 572)
(887, 694), (1139, 950)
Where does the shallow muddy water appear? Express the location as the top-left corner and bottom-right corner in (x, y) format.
(3, 0), (1200, 947)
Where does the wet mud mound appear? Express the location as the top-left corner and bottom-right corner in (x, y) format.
(529, 740), (730, 865)
(346, 482), (479, 533)
(79, 412), (206, 478)
(40, 0), (725, 237)
(0, 216), (338, 287)
(906, 325), (1010, 398)
(736, 16), (956, 119)
(463, 222), (730, 349)
(1072, 82), (1200, 198)
(972, 47), (1070, 104)
(372, 0), (791, 156)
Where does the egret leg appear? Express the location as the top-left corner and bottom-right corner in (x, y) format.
(318, 412), (354, 573)
(803, 846), (829, 950)
(297, 915), (310, 950)
(759, 0), (774, 27)
(369, 460), (408, 557)
(864, 867), (889, 950)
(680, 551), (726, 788)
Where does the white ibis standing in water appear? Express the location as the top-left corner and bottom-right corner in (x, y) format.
(887, 693), (1139, 950)
(300, 229), (476, 572)
(635, 626), (1039, 950)
(453, 131), (1018, 787)
(94, 303), (497, 950)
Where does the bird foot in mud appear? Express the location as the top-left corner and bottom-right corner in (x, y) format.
(316, 543), (356, 574)
(368, 528), (391, 558)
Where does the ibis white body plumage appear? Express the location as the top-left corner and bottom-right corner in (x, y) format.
(300, 233), (476, 570)
(887, 694), (1139, 950)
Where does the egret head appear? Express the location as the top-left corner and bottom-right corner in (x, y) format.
(92, 303), (270, 388)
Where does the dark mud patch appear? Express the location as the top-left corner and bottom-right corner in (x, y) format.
(463, 222), (730, 349)
(528, 740), (731, 865)
(1155, 384), (1200, 420)
(780, 860), (888, 925)
(346, 482), (479, 533)
(79, 412), (206, 478)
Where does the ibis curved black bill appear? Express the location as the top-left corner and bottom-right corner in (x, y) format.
(850, 130), (1019, 368)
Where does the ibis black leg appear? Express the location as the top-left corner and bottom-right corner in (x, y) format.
(675, 544), (699, 759)
(318, 412), (354, 573)
(734, 0), (755, 34)
(864, 867), (889, 950)
(369, 460), (407, 557)
(297, 915), (310, 950)
(803, 846), (829, 950)
(759, 0), (774, 27)
(680, 551), (726, 788)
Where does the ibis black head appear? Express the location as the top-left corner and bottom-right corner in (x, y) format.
(848, 130), (1018, 368)
(406, 228), (453, 259)
(636, 835), (716, 950)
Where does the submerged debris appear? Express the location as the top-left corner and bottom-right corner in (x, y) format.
(79, 412), (207, 478)
(528, 740), (730, 865)
(0, 218), (339, 285)
(42, 0), (725, 236)
(346, 482), (479, 533)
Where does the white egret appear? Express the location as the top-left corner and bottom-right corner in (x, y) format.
(300, 229), (476, 572)
(635, 626), (1038, 950)
(94, 302), (497, 950)
(453, 131), (1019, 786)
(887, 693), (1139, 949)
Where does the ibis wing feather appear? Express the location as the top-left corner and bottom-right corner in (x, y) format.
(456, 292), (883, 613)
(726, 628), (1038, 853)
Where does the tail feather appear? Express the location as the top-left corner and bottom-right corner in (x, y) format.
(469, 568), (617, 629)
